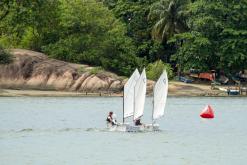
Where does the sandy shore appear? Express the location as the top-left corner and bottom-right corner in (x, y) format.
(0, 89), (119, 97)
(0, 81), (230, 97)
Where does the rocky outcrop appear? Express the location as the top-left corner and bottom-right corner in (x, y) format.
(0, 49), (154, 94)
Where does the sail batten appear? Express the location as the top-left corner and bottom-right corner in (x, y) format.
(124, 69), (140, 119)
(133, 69), (146, 121)
(153, 71), (168, 121)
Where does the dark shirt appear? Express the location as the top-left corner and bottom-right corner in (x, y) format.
(106, 116), (112, 123)
(135, 120), (142, 126)
(106, 115), (116, 125)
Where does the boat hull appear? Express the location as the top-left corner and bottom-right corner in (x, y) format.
(107, 123), (160, 132)
(144, 124), (160, 132)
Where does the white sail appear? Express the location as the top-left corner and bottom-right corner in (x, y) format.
(153, 70), (168, 121)
(124, 69), (140, 118)
(133, 69), (147, 120)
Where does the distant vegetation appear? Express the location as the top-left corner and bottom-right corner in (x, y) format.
(0, 0), (246, 77)
(0, 45), (12, 64)
(147, 60), (173, 80)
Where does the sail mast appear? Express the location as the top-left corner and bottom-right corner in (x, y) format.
(133, 86), (135, 121)
(152, 82), (155, 125)
(123, 88), (125, 123)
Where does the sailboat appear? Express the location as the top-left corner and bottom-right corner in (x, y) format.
(109, 69), (168, 132)
(129, 69), (147, 131)
(108, 69), (140, 131)
(123, 69), (140, 122)
(109, 69), (146, 132)
(133, 69), (147, 121)
(146, 70), (169, 131)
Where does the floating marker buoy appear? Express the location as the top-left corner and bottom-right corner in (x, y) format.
(200, 105), (214, 118)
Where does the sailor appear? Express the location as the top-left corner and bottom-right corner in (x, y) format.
(134, 119), (142, 126)
(112, 113), (117, 125)
(106, 111), (117, 126)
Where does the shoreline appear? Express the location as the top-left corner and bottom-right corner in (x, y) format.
(0, 89), (236, 98)
(0, 89), (121, 97)
(1, 49), (246, 97)
(1, 82), (246, 97)
(0, 89), (245, 97)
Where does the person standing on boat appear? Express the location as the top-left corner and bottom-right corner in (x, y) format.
(106, 111), (117, 126)
(227, 87), (230, 96)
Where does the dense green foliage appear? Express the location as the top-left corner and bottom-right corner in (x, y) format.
(170, 0), (247, 73)
(0, 0), (142, 75)
(146, 60), (173, 80)
(43, 0), (142, 75)
(149, 0), (189, 43)
(103, 0), (170, 62)
(0, 0), (246, 76)
(0, 0), (60, 50)
(0, 45), (12, 64)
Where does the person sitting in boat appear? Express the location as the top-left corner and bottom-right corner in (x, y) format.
(135, 119), (142, 126)
(106, 111), (117, 126)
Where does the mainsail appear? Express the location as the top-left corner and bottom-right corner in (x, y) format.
(153, 70), (168, 121)
(133, 69), (147, 121)
(124, 69), (140, 118)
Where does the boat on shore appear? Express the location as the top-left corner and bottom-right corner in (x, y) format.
(219, 87), (240, 95)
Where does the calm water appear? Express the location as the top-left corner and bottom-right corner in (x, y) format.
(0, 96), (247, 165)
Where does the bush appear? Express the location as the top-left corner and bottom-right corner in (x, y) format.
(0, 45), (12, 64)
(146, 60), (173, 80)
(89, 67), (104, 75)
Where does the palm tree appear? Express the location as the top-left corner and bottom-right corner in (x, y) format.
(149, 0), (190, 77)
(148, 0), (189, 43)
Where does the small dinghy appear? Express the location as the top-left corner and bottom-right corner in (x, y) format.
(107, 69), (169, 132)
(107, 68), (142, 132)
(107, 69), (147, 132)
(119, 69), (146, 132)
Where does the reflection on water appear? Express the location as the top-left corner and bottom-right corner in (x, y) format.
(0, 96), (247, 165)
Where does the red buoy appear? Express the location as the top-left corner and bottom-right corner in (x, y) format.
(200, 105), (214, 118)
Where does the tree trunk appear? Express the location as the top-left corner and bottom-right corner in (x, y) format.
(177, 40), (183, 78)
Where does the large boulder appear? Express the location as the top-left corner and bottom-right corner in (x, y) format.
(0, 49), (124, 93)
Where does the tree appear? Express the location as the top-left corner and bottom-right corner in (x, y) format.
(0, 0), (12, 21)
(171, 0), (247, 74)
(218, 0), (247, 72)
(169, 32), (212, 72)
(101, 0), (118, 9)
(43, 0), (142, 75)
(149, 0), (189, 43)
(0, 0), (60, 50)
(146, 60), (173, 80)
(0, 44), (12, 64)
(103, 0), (169, 62)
